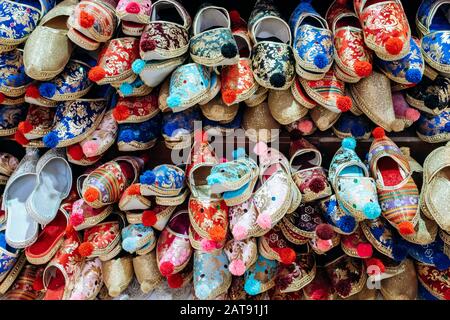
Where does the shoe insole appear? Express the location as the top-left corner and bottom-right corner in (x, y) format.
(335, 16), (361, 29)
(44, 269), (65, 300)
(430, 4), (450, 31)
(254, 17), (290, 44)
(27, 212), (66, 255)
(5, 175), (38, 245)
(152, 4), (184, 25)
(197, 8), (228, 33)
(44, 15), (70, 30)
(427, 167), (450, 224)
(377, 156), (405, 187)
(291, 151), (319, 170)
(340, 165), (364, 177)
(169, 211), (190, 235)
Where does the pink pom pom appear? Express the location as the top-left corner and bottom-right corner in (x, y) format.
(405, 108), (420, 121)
(316, 239), (333, 252)
(200, 239), (217, 252)
(257, 213), (272, 229)
(219, 157), (228, 163)
(253, 141), (268, 156)
(229, 259), (246, 276)
(81, 141), (99, 158)
(232, 225), (248, 241)
(70, 212), (85, 227)
(297, 119), (313, 133)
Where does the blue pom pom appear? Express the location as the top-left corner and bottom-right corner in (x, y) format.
(350, 124), (366, 138)
(433, 252), (450, 271)
(167, 95), (181, 108)
(120, 83), (134, 96)
(342, 137), (356, 150)
(405, 68), (422, 84)
(444, 122), (450, 133)
(244, 278), (261, 296)
(363, 202), (381, 219)
(132, 59), (145, 74)
(232, 148), (245, 160)
(122, 237), (137, 253)
(336, 215), (356, 233)
(119, 129), (134, 143)
(140, 170), (156, 185)
(314, 53), (329, 69)
(39, 83), (57, 98)
(43, 131), (59, 148)
(163, 122), (178, 137)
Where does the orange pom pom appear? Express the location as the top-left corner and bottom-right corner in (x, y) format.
(112, 104), (130, 121)
(167, 274), (183, 289)
(385, 37), (403, 55)
(14, 130), (29, 145)
(25, 85), (40, 98)
(276, 247), (296, 265)
(83, 187), (100, 203)
(336, 96), (352, 112)
(126, 184), (141, 196)
(78, 242), (94, 257)
(79, 11), (95, 28)
(142, 210), (157, 227)
(88, 66), (106, 82)
(0, 93), (4, 104)
(398, 221), (415, 235)
(18, 120), (33, 134)
(354, 60), (372, 77)
(160, 261), (174, 276)
(372, 127), (385, 139)
(311, 288), (328, 300)
(67, 144), (84, 161)
(222, 90), (237, 105)
(209, 225), (226, 242)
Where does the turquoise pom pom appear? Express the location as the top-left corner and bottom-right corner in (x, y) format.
(244, 278), (261, 296)
(167, 95), (181, 108)
(120, 83), (133, 96)
(342, 137), (356, 150)
(363, 202), (381, 219)
(232, 148), (245, 159)
(132, 59), (145, 74)
(122, 237), (137, 253)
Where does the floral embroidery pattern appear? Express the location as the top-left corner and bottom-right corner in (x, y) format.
(157, 227), (192, 269)
(69, 258), (102, 300)
(244, 255), (278, 289)
(189, 198), (228, 235)
(294, 25), (333, 69)
(84, 222), (120, 252)
(141, 22), (189, 53)
(0, 49), (32, 90)
(190, 28), (238, 63)
(169, 63), (210, 104)
(0, 105), (27, 134)
(0, 1), (44, 43)
(417, 110), (450, 137)
(417, 263), (450, 299)
(24, 105), (55, 135)
(48, 61), (92, 98)
(193, 250), (231, 299)
(97, 38), (140, 78)
(221, 59), (256, 104)
(151, 165), (185, 190)
(229, 199), (258, 238)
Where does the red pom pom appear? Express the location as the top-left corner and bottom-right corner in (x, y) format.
(0, 93), (4, 104)
(229, 10), (241, 24)
(311, 288), (328, 300)
(142, 210), (157, 227)
(25, 85), (40, 98)
(79, 11), (95, 28)
(167, 273), (183, 288)
(405, 108), (420, 121)
(88, 66), (106, 82)
(276, 247), (296, 265)
(356, 243), (373, 258)
(32, 275), (44, 291)
(297, 119), (313, 134)
(112, 104), (130, 121)
(14, 130), (29, 145)
(385, 37), (404, 55)
(354, 60), (372, 77)
(78, 242), (94, 257)
(372, 127), (385, 139)
(83, 187), (100, 203)
(336, 0), (348, 5)
(309, 177), (325, 193)
(18, 120), (33, 134)
(126, 184), (141, 196)
(67, 144), (84, 161)
(444, 289), (450, 300)
(366, 258), (386, 275)
(398, 221), (415, 235)
(222, 90), (237, 105)
(160, 261), (174, 276)
(209, 225), (226, 242)
(336, 96), (352, 112)
(125, 2), (140, 14)
(141, 39), (156, 52)
(315, 224), (334, 241)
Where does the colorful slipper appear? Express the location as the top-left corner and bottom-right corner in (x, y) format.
(5, 264), (43, 300)
(139, 164), (185, 198)
(244, 254), (278, 296)
(406, 75), (450, 115)
(275, 248), (316, 293)
(223, 238), (257, 276)
(121, 223), (156, 254)
(332, 113), (373, 140)
(190, 5), (239, 67)
(188, 225), (225, 253)
(68, 198), (113, 231)
(127, 204), (175, 231)
(24, 84), (57, 107)
(416, 261), (450, 300)
(0, 104), (28, 137)
(229, 198), (260, 241)
(407, 238), (450, 271)
(116, 0), (152, 24)
(0, 49), (33, 98)
(14, 105), (55, 147)
(68, 258), (103, 300)
(0, 231), (19, 284)
(341, 226), (374, 258)
(117, 115), (161, 151)
(258, 225), (297, 264)
(319, 195), (357, 235)
(416, 109), (450, 143)
(161, 107), (200, 150)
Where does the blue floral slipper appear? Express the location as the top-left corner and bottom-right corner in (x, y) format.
(121, 223), (156, 254)
(328, 137), (382, 221)
(117, 114), (161, 151)
(190, 5), (239, 67)
(417, 0), (450, 76)
(332, 113), (373, 140)
(320, 195), (358, 235)
(407, 238), (450, 271)
(0, 231), (19, 284)
(289, 0), (333, 80)
(162, 106), (201, 149)
(244, 254), (278, 296)
(416, 109), (450, 143)
(140, 164), (186, 198)
(0, 49), (33, 98)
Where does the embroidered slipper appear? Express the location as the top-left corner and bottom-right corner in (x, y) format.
(24, 84), (58, 107)
(349, 71), (404, 132)
(68, 258), (103, 300)
(24, 210), (67, 265)
(81, 156), (144, 208)
(302, 267), (336, 300)
(258, 225), (297, 265)
(132, 251), (163, 293)
(188, 225), (225, 253)
(117, 115), (161, 152)
(407, 238), (450, 271)
(332, 113), (373, 140)
(121, 223), (156, 254)
(119, 183), (151, 212)
(23, 0), (77, 81)
(244, 254), (278, 296)
(289, 0), (334, 79)
(116, 0), (152, 24)
(156, 210), (192, 277)
(42, 228), (83, 300)
(139, 0), (191, 60)
(0, 231), (20, 285)
(161, 106), (200, 149)
(139, 164), (185, 198)
(368, 128), (420, 235)
(67, 0), (118, 51)
(0, 50), (33, 98)
(417, 110), (450, 144)
(319, 195), (358, 235)
(310, 105), (341, 131)
(300, 69), (352, 113)
(417, 0), (450, 76)
(68, 198), (113, 231)
(190, 5), (238, 67)
(275, 248), (316, 293)
(290, 77), (317, 109)
(0, 0), (56, 46)
(193, 249), (232, 300)
(268, 88), (308, 125)
(229, 198), (260, 241)
(341, 226), (373, 258)
(406, 75), (450, 115)
(354, 0), (411, 61)
(249, 3), (294, 90)
(289, 137), (332, 202)
(380, 258), (417, 300)
(416, 261), (450, 300)
(25, 149), (72, 225)
(14, 105), (55, 147)
(101, 256), (134, 297)
(329, 137), (381, 221)
(326, 0), (373, 82)
(0, 104), (28, 137)
(242, 101), (280, 142)
(5, 264), (43, 300)
(223, 238), (257, 276)
(127, 204), (175, 231)
(2, 148), (39, 249)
